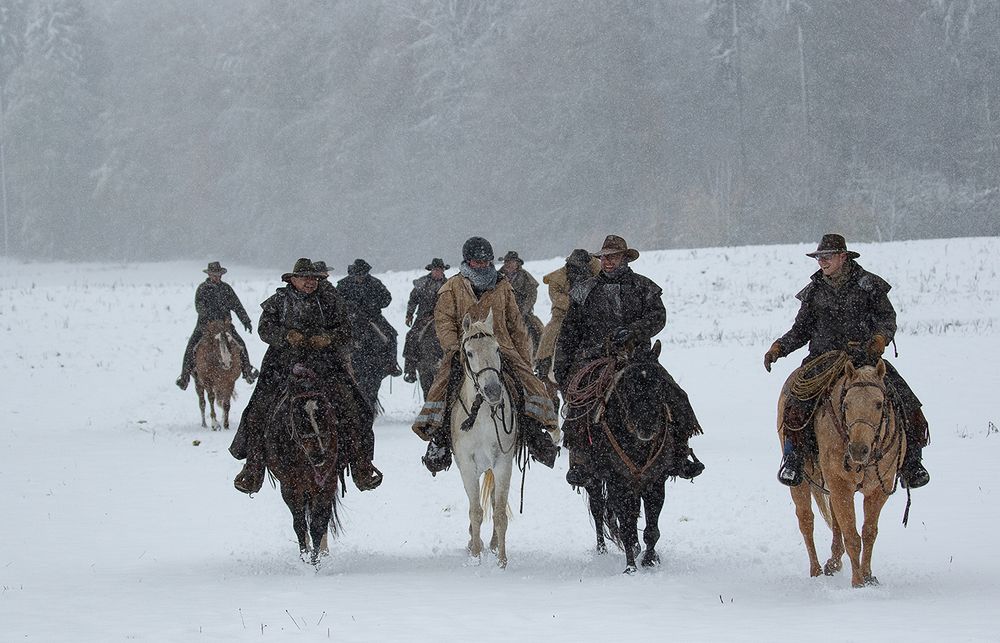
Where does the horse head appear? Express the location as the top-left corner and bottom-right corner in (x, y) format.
(840, 360), (888, 466)
(613, 360), (671, 442)
(461, 310), (504, 407)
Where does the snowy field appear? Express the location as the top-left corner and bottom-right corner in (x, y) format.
(1, 237), (998, 641)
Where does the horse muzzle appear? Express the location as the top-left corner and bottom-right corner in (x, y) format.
(847, 441), (871, 465)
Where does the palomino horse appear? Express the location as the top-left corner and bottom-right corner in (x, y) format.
(573, 342), (678, 574)
(779, 356), (905, 587)
(451, 310), (519, 568)
(265, 361), (341, 566)
(193, 319), (242, 430)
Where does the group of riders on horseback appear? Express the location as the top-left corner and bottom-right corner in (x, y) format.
(177, 231), (930, 501)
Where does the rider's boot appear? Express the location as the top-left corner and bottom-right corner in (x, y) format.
(777, 434), (804, 487)
(565, 447), (592, 487)
(900, 408), (930, 488)
(390, 360), (403, 378)
(242, 364), (259, 384)
(522, 417), (558, 468)
(175, 370), (191, 391)
(402, 361), (418, 383)
(665, 437), (705, 480)
(351, 461), (384, 491)
(422, 428), (452, 475)
(234, 452), (265, 495)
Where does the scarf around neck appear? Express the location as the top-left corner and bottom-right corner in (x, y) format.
(460, 261), (498, 294)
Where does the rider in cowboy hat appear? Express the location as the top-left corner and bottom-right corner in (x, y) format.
(555, 235), (705, 486)
(176, 261), (259, 390)
(336, 259), (404, 379)
(402, 257), (450, 383)
(498, 250), (544, 356)
(764, 233), (931, 489)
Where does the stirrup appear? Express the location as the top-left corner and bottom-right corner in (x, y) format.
(403, 371), (418, 384)
(353, 464), (384, 491)
(900, 462), (930, 489)
(233, 463), (264, 494)
(422, 441), (452, 474)
(243, 367), (259, 384)
(176, 375), (189, 391)
(668, 453), (705, 480)
(565, 464), (592, 488)
(777, 453), (803, 487)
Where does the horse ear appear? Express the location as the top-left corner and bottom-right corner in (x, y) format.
(484, 308), (494, 331)
(651, 339), (661, 358)
(844, 361), (857, 380)
(462, 313), (472, 333)
(875, 359), (886, 379)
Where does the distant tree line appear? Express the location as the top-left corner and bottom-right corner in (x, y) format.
(0, 0), (996, 266)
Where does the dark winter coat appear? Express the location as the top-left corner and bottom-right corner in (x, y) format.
(194, 279), (252, 328)
(230, 283), (372, 461)
(554, 266), (666, 386)
(336, 274), (392, 322)
(406, 273), (447, 322)
(775, 260), (896, 364)
(504, 268), (539, 317)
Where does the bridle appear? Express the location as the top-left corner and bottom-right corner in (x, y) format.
(457, 330), (516, 453)
(827, 377), (902, 493)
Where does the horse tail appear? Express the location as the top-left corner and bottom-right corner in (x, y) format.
(480, 469), (495, 520)
(812, 486), (834, 531)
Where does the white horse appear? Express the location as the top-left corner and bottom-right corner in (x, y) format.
(452, 310), (518, 568)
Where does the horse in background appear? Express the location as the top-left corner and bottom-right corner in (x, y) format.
(780, 356), (905, 587)
(575, 342), (677, 574)
(410, 317), (443, 398)
(451, 311), (519, 568)
(349, 315), (395, 413)
(265, 361), (342, 566)
(193, 319), (241, 430)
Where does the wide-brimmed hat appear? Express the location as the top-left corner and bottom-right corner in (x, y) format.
(501, 251), (523, 265)
(591, 235), (639, 262)
(565, 249), (592, 267)
(425, 258), (450, 271)
(203, 261), (227, 275)
(311, 260), (330, 278)
(347, 258), (372, 276)
(281, 257), (323, 282)
(806, 233), (860, 259)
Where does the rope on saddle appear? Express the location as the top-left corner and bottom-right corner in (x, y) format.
(789, 350), (850, 401)
(562, 356), (617, 420)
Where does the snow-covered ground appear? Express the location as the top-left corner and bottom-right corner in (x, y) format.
(1, 237), (997, 641)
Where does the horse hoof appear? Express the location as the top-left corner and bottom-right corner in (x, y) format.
(823, 560), (842, 576)
(641, 552), (660, 567)
(596, 543), (608, 555)
(864, 575), (879, 586)
(623, 565), (638, 575)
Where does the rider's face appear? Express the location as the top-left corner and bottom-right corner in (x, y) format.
(431, 268), (445, 279)
(600, 252), (625, 273)
(816, 252), (847, 277)
(467, 259), (490, 270)
(290, 275), (319, 294)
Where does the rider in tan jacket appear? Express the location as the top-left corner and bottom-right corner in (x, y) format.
(412, 236), (560, 473)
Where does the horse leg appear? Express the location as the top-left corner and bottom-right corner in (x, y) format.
(827, 480), (865, 587)
(195, 380), (207, 428)
(459, 464), (485, 560)
(587, 481), (608, 555)
(790, 483), (822, 577)
(280, 484), (310, 558)
(308, 491), (334, 567)
(207, 387), (220, 430)
(640, 484), (665, 567)
(220, 383), (232, 430)
(824, 500), (845, 576)
(860, 490), (890, 586)
(490, 461), (514, 569)
(613, 486), (641, 574)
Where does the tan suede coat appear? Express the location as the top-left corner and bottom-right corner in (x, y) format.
(412, 273), (557, 437)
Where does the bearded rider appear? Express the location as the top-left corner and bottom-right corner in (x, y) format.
(555, 235), (705, 486)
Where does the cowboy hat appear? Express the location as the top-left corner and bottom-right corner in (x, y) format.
(281, 257), (323, 282)
(591, 235), (639, 262)
(806, 233), (860, 259)
(425, 257), (450, 271)
(501, 251), (524, 265)
(347, 258), (372, 276)
(203, 261), (227, 275)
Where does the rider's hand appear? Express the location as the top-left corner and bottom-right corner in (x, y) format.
(286, 330), (305, 347)
(309, 334), (332, 350)
(611, 326), (632, 347)
(763, 341), (781, 372)
(867, 334), (887, 359)
(405, 314), (413, 327)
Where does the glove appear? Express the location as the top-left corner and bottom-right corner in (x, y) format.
(243, 321), (252, 334)
(763, 341), (781, 372)
(286, 330), (305, 347)
(867, 334), (887, 359)
(535, 356), (552, 379)
(309, 334), (332, 350)
(405, 314), (413, 327)
(611, 327), (632, 347)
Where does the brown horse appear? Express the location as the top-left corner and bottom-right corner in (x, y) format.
(264, 362), (341, 566)
(193, 320), (241, 430)
(780, 358), (905, 587)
